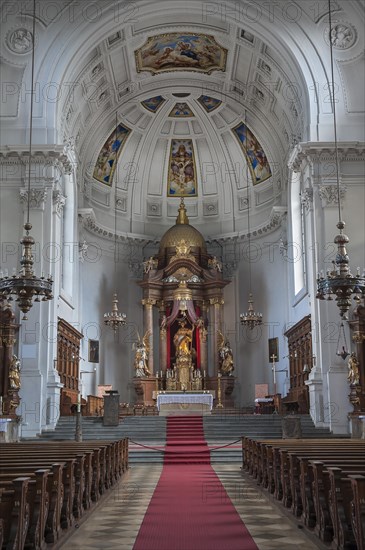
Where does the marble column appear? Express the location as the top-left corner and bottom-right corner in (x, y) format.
(199, 301), (208, 372)
(158, 301), (167, 372)
(142, 298), (156, 374)
(209, 297), (224, 375)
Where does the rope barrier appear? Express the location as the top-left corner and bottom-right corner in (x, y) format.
(129, 438), (242, 453)
(129, 440), (165, 452)
(209, 439), (241, 452)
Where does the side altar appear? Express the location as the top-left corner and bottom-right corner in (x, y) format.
(132, 199), (236, 409)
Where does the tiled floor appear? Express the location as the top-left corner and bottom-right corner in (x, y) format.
(59, 464), (324, 550)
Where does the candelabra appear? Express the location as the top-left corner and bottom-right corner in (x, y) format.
(316, 0), (365, 318)
(103, 112), (127, 331)
(240, 114), (263, 329)
(0, 0), (53, 319)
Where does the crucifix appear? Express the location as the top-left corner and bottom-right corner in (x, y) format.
(270, 353), (278, 414)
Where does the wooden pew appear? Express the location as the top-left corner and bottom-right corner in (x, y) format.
(349, 474), (365, 550)
(241, 437), (365, 550)
(0, 469), (50, 550)
(0, 477), (30, 550)
(0, 439), (128, 550)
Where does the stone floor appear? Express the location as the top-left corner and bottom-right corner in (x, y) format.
(58, 464), (326, 550)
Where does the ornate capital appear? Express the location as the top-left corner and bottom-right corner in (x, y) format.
(209, 297), (224, 306)
(53, 190), (66, 215)
(20, 188), (47, 210)
(318, 185), (347, 207)
(300, 188), (313, 211)
(352, 331), (365, 344)
(142, 298), (156, 308)
(2, 337), (16, 347)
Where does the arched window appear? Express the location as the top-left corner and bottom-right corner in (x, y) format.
(290, 172), (305, 296)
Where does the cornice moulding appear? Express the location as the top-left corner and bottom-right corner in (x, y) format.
(0, 146), (73, 174)
(288, 141), (365, 172)
(78, 208), (154, 244)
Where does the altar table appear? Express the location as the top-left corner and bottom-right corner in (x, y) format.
(156, 392), (213, 413)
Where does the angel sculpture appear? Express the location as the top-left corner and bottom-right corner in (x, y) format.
(347, 352), (360, 386)
(134, 330), (152, 377)
(217, 331), (234, 375)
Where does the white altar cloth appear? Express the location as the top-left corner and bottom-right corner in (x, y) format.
(156, 393), (213, 411)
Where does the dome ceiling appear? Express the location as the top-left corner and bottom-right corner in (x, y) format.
(1, 0), (363, 241)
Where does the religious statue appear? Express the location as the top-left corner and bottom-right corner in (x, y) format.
(173, 320), (193, 357)
(133, 330), (152, 377)
(217, 331), (234, 375)
(347, 352), (360, 385)
(208, 256), (223, 272)
(9, 354), (21, 389)
(143, 256), (158, 273)
(195, 317), (208, 343)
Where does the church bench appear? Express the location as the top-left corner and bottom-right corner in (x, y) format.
(327, 467), (365, 550)
(273, 448), (363, 508)
(284, 451), (365, 514)
(0, 455), (84, 525)
(0, 469), (50, 550)
(0, 477), (31, 550)
(241, 438), (365, 550)
(348, 475), (365, 550)
(0, 462), (65, 544)
(0, 516), (3, 550)
(246, 440), (363, 498)
(0, 439), (128, 548)
(294, 457), (365, 539)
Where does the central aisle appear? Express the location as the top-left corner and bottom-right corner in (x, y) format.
(59, 416), (322, 549)
(132, 416), (258, 550)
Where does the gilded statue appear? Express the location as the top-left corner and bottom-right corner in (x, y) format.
(208, 256), (223, 272)
(217, 331), (234, 375)
(143, 256), (158, 273)
(133, 330), (152, 377)
(347, 352), (360, 385)
(9, 354), (21, 389)
(173, 320), (193, 357)
(195, 317), (207, 343)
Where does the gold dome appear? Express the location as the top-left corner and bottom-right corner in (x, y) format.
(159, 199), (207, 253)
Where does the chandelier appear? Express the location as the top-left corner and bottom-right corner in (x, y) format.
(0, 0), (53, 320)
(316, 0), (365, 319)
(240, 115), (263, 330)
(103, 112), (127, 331)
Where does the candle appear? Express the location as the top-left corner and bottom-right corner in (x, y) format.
(203, 370), (206, 378)
(0, 396), (3, 414)
(77, 393), (81, 413)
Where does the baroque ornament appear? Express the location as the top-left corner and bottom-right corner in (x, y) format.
(7, 28), (33, 54)
(324, 22), (357, 50)
(20, 188), (47, 210)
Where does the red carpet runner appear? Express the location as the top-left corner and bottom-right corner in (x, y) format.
(133, 416), (258, 550)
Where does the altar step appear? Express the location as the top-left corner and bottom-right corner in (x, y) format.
(35, 413), (334, 464)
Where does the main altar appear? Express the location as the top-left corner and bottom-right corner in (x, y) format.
(133, 199), (236, 409)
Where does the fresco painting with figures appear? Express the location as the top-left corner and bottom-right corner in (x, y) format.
(168, 139), (197, 196)
(232, 122), (272, 184)
(135, 33), (227, 74)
